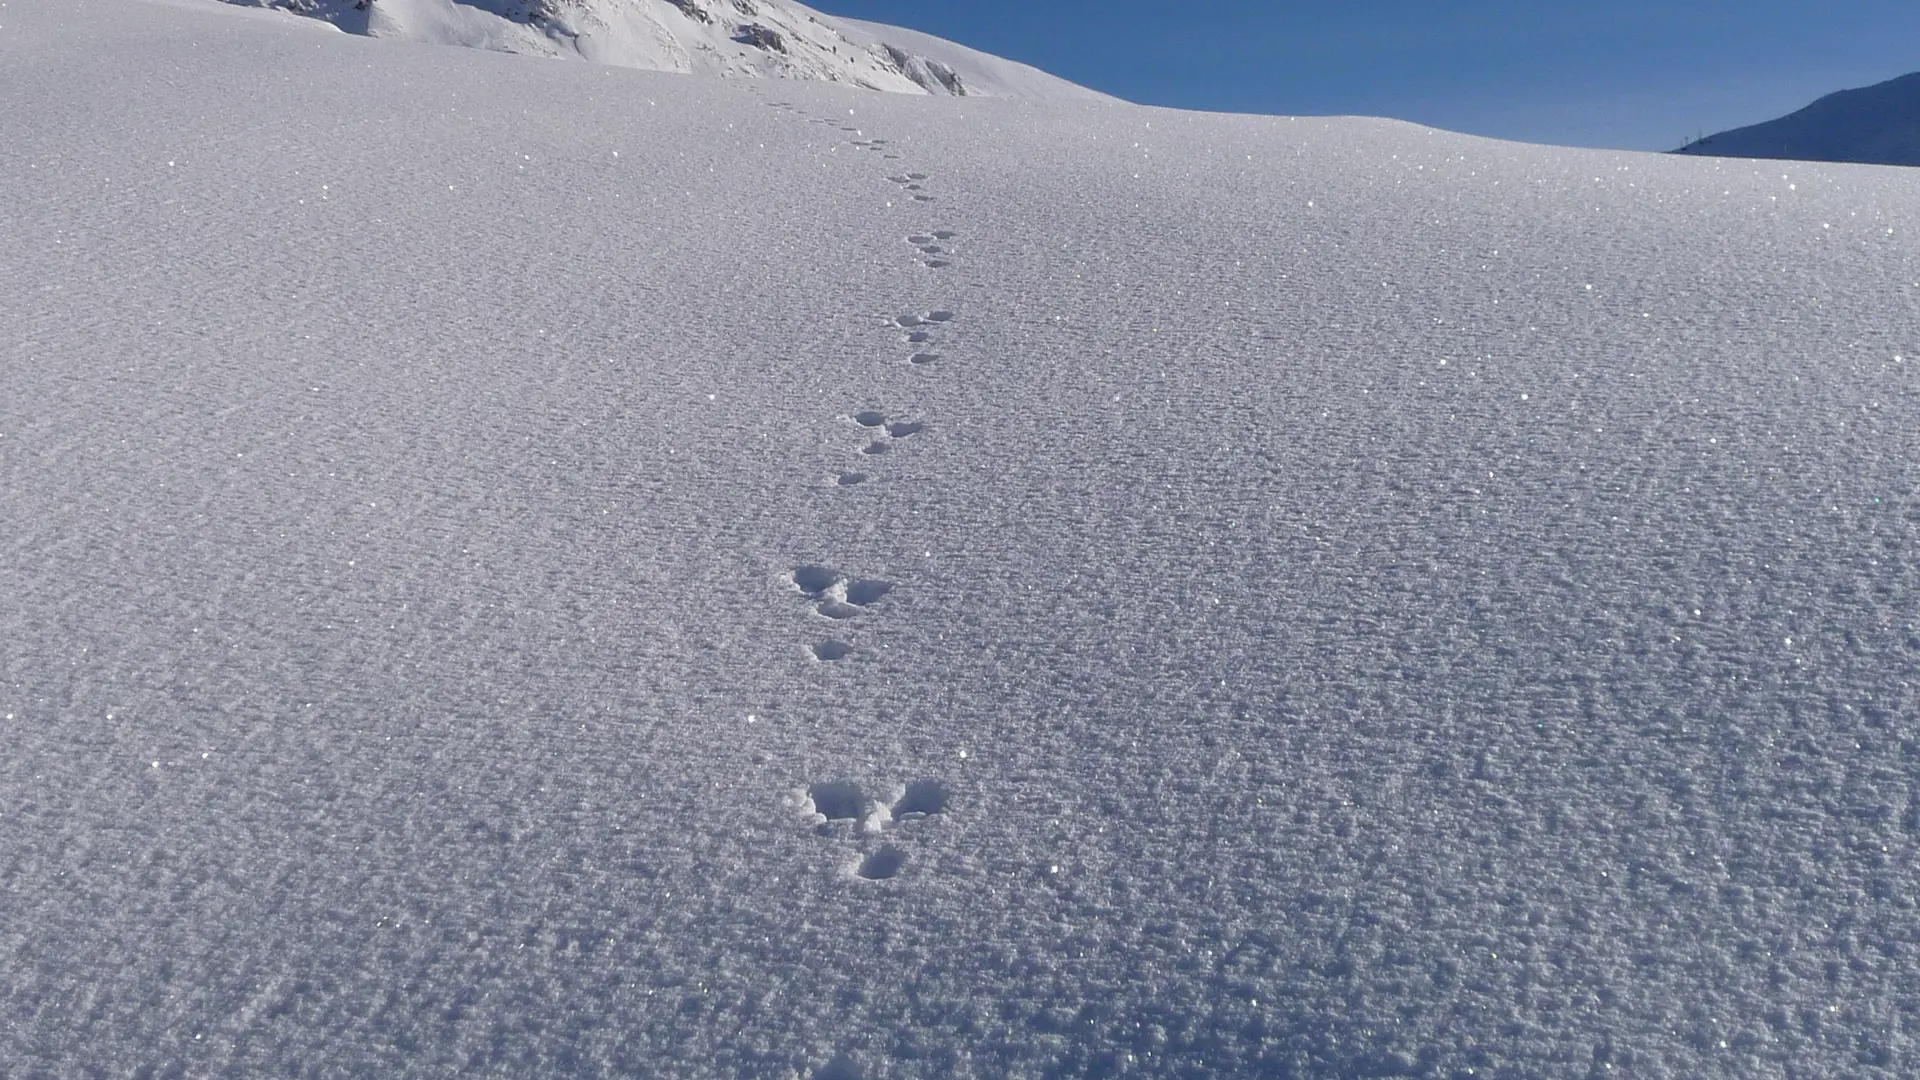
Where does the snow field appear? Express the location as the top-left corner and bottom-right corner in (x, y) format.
(3, 1), (1920, 1077)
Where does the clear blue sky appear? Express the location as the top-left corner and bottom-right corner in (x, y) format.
(819, 0), (1920, 150)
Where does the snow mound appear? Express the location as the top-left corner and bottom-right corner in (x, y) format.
(1676, 70), (1920, 166)
(216, 0), (1115, 100)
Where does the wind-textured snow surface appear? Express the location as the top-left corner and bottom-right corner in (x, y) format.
(215, 0), (1114, 101)
(5, 1), (1920, 1077)
(1677, 71), (1920, 167)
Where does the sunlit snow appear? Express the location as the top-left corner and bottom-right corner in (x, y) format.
(3, 1), (1920, 1077)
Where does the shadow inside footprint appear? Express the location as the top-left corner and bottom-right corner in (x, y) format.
(884, 421), (923, 439)
(933, 230), (957, 240)
(845, 579), (893, 606)
(861, 441), (891, 456)
(813, 1056), (865, 1080)
(894, 314), (922, 327)
(926, 310), (956, 323)
(893, 779), (949, 818)
(907, 234), (934, 245)
(792, 565), (838, 597)
(809, 780), (865, 821)
(853, 410), (887, 427)
(812, 640), (854, 662)
(856, 847), (907, 881)
(926, 259), (951, 269)
(905, 331), (934, 343)
(835, 472), (869, 487)
(909, 353), (941, 365)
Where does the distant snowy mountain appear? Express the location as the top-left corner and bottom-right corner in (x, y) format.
(1675, 70), (1920, 166)
(220, 0), (1114, 100)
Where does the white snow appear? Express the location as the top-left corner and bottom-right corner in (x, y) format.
(216, 0), (1115, 100)
(4, 0), (1920, 1077)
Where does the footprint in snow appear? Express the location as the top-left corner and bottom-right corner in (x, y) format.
(797, 779), (952, 883)
(909, 352), (941, 366)
(790, 564), (895, 620)
(852, 410), (925, 440)
(856, 848), (907, 880)
(811, 640), (854, 662)
(893, 310), (954, 329)
(834, 471), (870, 488)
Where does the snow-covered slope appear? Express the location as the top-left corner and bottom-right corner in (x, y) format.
(7, 0), (1920, 1077)
(220, 0), (1115, 100)
(1676, 70), (1920, 166)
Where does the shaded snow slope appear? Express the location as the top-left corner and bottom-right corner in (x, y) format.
(218, 0), (1113, 100)
(1677, 70), (1920, 166)
(6, 1), (1920, 1077)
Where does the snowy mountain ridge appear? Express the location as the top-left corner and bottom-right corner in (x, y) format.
(221, 0), (1115, 101)
(1675, 70), (1920, 167)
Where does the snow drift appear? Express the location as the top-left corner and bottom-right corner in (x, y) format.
(4, 0), (1920, 1077)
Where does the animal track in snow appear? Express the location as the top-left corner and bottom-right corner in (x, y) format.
(925, 259), (951, 269)
(811, 640), (854, 662)
(932, 230), (957, 240)
(844, 579), (894, 605)
(908, 352), (941, 366)
(893, 310), (954, 329)
(903, 330), (934, 343)
(790, 565), (896, 620)
(856, 847), (907, 880)
(907, 234), (935, 245)
(861, 440), (892, 456)
(891, 779), (949, 819)
(807, 780), (866, 822)
(850, 411), (924, 439)
(912, 195), (934, 202)
(790, 565), (839, 598)
(834, 471), (869, 488)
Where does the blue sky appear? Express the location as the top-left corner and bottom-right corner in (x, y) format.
(820, 1), (1920, 150)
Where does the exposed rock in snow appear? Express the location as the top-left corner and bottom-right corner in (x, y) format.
(217, 0), (1116, 100)
(1675, 70), (1920, 166)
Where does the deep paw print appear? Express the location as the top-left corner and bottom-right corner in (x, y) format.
(796, 779), (953, 881)
(891, 309), (956, 330)
(790, 563), (895, 621)
(907, 230), (957, 269)
(851, 409), (926, 455)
